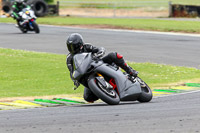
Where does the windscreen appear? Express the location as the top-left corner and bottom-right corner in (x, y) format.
(73, 53), (93, 74)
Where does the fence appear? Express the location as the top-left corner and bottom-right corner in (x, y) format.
(57, 0), (170, 17)
(2, 0), (200, 18)
(1, 0), (59, 17)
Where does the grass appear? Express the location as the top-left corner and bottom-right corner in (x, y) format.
(0, 48), (78, 98)
(1, 17), (200, 33)
(58, 0), (200, 4)
(58, 0), (200, 8)
(1, 48), (200, 98)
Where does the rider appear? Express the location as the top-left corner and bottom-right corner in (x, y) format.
(66, 33), (138, 102)
(11, 0), (30, 27)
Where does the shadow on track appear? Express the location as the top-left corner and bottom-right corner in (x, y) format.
(73, 101), (152, 107)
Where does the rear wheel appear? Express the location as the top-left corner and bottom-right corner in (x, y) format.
(22, 30), (27, 33)
(137, 77), (153, 102)
(88, 75), (120, 105)
(19, 26), (27, 33)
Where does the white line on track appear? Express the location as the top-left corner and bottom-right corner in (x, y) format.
(42, 24), (200, 37)
(3, 23), (200, 37)
(154, 89), (200, 99)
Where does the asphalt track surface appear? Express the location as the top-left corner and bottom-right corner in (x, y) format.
(0, 23), (200, 133)
(0, 23), (200, 68)
(0, 92), (200, 133)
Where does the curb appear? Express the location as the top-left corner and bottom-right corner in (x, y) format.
(0, 83), (199, 111)
(152, 83), (200, 97)
(0, 97), (86, 111)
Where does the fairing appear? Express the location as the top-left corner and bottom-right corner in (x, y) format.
(72, 52), (142, 101)
(94, 64), (142, 101)
(72, 53), (94, 80)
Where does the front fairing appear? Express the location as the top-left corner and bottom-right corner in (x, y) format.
(29, 10), (37, 19)
(19, 8), (37, 21)
(72, 53), (93, 80)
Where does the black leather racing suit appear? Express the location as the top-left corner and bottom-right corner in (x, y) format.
(66, 44), (134, 102)
(12, 2), (30, 26)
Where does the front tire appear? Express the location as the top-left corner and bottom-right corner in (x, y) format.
(137, 78), (153, 103)
(88, 75), (120, 105)
(32, 21), (40, 33)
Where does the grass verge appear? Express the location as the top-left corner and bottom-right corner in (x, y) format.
(56, 0), (200, 5)
(1, 17), (200, 33)
(58, 0), (200, 9)
(0, 48), (200, 98)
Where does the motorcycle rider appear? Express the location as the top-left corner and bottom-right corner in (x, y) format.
(11, 0), (30, 27)
(66, 33), (138, 102)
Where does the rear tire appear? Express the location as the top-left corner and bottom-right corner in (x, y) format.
(22, 30), (27, 33)
(88, 75), (120, 105)
(19, 27), (27, 33)
(137, 78), (153, 103)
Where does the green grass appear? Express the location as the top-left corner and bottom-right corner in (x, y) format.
(1, 48), (200, 98)
(59, 0), (200, 5)
(0, 48), (79, 98)
(58, 0), (200, 9)
(1, 17), (200, 33)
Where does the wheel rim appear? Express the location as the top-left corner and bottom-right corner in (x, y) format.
(97, 82), (116, 98)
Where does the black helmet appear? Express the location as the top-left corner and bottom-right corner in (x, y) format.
(15, 0), (24, 4)
(66, 33), (84, 54)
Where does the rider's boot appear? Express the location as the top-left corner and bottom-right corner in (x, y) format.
(116, 53), (138, 77)
(15, 24), (19, 28)
(120, 63), (138, 77)
(16, 19), (22, 28)
(83, 88), (99, 103)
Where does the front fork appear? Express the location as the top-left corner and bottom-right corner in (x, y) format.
(29, 19), (35, 29)
(96, 73), (113, 90)
(95, 73), (121, 96)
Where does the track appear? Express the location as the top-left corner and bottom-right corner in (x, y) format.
(0, 92), (200, 133)
(0, 23), (200, 132)
(0, 23), (200, 68)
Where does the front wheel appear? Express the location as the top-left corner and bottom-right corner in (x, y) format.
(88, 75), (120, 105)
(32, 21), (40, 34)
(137, 77), (153, 103)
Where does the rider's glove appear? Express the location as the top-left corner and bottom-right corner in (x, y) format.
(10, 14), (14, 18)
(17, 16), (22, 21)
(95, 47), (105, 58)
(130, 69), (138, 77)
(73, 80), (80, 90)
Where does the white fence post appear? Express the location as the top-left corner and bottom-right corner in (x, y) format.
(113, 3), (116, 17)
(168, 1), (172, 17)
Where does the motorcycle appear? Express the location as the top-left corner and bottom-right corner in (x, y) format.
(15, 7), (40, 33)
(72, 52), (153, 105)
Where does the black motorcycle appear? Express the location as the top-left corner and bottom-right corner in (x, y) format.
(72, 52), (153, 105)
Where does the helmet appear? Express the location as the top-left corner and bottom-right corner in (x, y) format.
(66, 33), (84, 54)
(15, 0), (24, 4)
